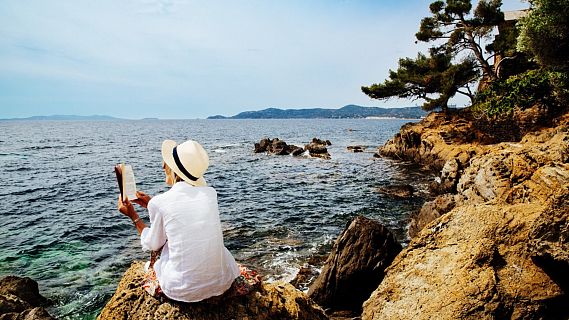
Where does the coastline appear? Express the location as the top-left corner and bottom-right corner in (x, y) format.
(363, 109), (569, 319)
(3, 110), (567, 319)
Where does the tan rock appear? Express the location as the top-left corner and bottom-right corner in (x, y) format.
(408, 194), (457, 238)
(97, 261), (327, 320)
(362, 192), (567, 319)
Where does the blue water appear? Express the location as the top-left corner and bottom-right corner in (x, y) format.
(0, 119), (430, 319)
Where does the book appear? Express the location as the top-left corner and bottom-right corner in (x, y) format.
(114, 163), (138, 201)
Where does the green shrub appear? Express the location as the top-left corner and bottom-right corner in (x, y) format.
(473, 69), (561, 118)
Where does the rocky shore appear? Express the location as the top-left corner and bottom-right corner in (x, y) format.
(10, 109), (566, 319)
(363, 110), (569, 319)
(95, 109), (567, 319)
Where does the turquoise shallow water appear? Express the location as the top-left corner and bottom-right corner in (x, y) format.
(0, 119), (431, 319)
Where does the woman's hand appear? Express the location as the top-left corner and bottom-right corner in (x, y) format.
(118, 195), (137, 220)
(133, 191), (151, 208)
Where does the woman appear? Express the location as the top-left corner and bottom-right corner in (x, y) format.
(117, 139), (241, 302)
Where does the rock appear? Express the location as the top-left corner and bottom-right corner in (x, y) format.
(305, 138), (331, 159)
(0, 277), (48, 308)
(0, 307), (55, 320)
(97, 261), (327, 320)
(254, 138), (305, 156)
(347, 146), (365, 153)
(363, 111), (569, 319)
(362, 187), (569, 320)
(456, 125), (569, 205)
(378, 112), (486, 172)
(254, 138), (272, 153)
(308, 216), (402, 313)
(291, 146), (305, 156)
(528, 185), (569, 296)
(289, 265), (318, 292)
(436, 158), (461, 193)
(0, 294), (30, 314)
(0, 276), (53, 320)
(408, 193), (457, 238)
(376, 185), (414, 198)
(310, 138), (331, 146)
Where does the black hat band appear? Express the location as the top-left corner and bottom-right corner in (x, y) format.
(172, 146), (199, 182)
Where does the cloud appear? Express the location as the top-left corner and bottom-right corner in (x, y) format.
(0, 0), (529, 118)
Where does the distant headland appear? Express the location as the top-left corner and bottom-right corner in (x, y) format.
(1, 114), (122, 121)
(208, 105), (427, 119)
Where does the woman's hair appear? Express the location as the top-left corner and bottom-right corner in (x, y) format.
(164, 162), (184, 183)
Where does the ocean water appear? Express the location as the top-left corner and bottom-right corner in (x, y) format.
(0, 119), (431, 319)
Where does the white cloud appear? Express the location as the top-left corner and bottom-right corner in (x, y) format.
(0, 0), (529, 118)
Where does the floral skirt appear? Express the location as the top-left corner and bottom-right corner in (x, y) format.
(143, 264), (262, 300)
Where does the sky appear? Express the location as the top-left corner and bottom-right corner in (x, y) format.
(0, 0), (529, 119)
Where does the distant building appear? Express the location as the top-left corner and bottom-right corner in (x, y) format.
(494, 9), (530, 76)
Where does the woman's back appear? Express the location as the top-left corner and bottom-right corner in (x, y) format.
(142, 182), (240, 302)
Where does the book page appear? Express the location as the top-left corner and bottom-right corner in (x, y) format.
(121, 164), (138, 201)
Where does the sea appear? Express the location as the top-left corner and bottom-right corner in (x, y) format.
(0, 118), (432, 319)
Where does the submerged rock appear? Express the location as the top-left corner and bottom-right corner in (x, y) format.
(376, 184), (414, 198)
(346, 146), (365, 153)
(0, 276), (54, 320)
(308, 216), (401, 313)
(97, 261), (327, 320)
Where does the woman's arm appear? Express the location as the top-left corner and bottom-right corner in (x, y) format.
(118, 196), (147, 235)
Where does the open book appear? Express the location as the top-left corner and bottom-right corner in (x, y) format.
(114, 163), (138, 201)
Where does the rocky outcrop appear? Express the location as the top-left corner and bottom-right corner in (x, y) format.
(0, 276), (54, 320)
(97, 261), (327, 320)
(375, 184), (414, 199)
(363, 187), (569, 320)
(254, 137), (333, 158)
(457, 125), (569, 205)
(384, 112), (569, 238)
(308, 216), (401, 313)
(364, 111), (569, 319)
(305, 138), (331, 159)
(378, 112), (486, 171)
(254, 138), (304, 156)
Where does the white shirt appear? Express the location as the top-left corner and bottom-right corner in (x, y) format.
(140, 182), (240, 302)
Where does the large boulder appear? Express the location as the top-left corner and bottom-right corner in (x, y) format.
(0, 276), (53, 320)
(362, 187), (569, 320)
(308, 216), (402, 313)
(97, 261), (327, 320)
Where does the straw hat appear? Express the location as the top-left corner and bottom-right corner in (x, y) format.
(161, 140), (209, 187)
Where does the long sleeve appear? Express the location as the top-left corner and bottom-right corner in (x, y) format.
(140, 199), (167, 251)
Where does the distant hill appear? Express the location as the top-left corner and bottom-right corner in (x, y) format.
(208, 105), (427, 119)
(1, 114), (122, 121)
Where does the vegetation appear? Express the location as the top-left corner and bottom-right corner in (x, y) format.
(475, 0), (568, 118)
(473, 69), (559, 117)
(361, 48), (478, 111)
(517, 0), (568, 69)
(363, 0), (505, 112)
